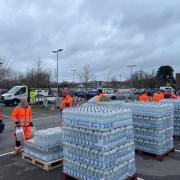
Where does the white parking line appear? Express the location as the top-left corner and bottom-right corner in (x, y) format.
(0, 151), (14, 157)
(175, 149), (180, 153)
(137, 178), (144, 180)
(32, 115), (59, 121)
(4, 115), (59, 125)
(2, 114), (11, 119)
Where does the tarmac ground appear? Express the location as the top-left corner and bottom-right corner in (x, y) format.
(1, 105), (180, 180)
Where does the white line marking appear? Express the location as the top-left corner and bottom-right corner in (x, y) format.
(2, 114), (11, 119)
(4, 115), (59, 125)
(0, 151), (14, 157)
(4, 122), (13, 125)
(137, 178), (144, 180)
(175, 149), (180, 153)
(0, 148), (24, 157)
(33, 115), (59, 121)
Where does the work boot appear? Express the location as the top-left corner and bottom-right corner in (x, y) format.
(12, 147), (22, 156)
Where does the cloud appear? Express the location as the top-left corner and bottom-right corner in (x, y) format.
(0, 0), (180, 82)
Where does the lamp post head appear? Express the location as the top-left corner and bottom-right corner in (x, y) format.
(52, 49), (63, 53)
(127, 65), (136, 68)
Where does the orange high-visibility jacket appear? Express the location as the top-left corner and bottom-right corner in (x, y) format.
(152, 93), (161, 102)
(12, 105), (32, 126)
(159, 92), (164, 100)
(61, 95), (73, 109)
(139, 93), (149, 102)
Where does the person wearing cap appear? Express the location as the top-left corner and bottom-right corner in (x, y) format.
(11, 97), (33, 154)
(139, 91), (149, 102)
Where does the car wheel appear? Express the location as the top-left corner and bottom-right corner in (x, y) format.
(13, 99), (19, 106)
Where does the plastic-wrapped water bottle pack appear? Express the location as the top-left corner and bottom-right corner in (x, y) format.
(62, 104), (132, 130)
(24, 127), (63, 162)
(34, 127), (63, 148)
(63, 104), (136, 180)
(99, 100), (125, 106)
(124, 102), (174, 155)
(15, 127), (25, 142)
(24, 140), (63, 162)
(63, 125), (134, 151)
(124, 102), (174, 117)
(161, 99), (180, 136)
(64, 141), (135, 168)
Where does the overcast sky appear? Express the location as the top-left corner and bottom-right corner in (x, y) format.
(0, 0), (180, 82)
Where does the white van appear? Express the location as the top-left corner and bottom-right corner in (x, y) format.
(1, 86), (28, 106)
(160, 86), (174, 92)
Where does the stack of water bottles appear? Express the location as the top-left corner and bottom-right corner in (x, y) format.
(162, 99), (180, 136)
(124, 102), (174, 155)
(24, 127), (63, 162)
(63, 104), (136, 180)
(99, 100), (125, 107)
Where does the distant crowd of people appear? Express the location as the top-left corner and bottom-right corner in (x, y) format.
(139, 89), (179, 102)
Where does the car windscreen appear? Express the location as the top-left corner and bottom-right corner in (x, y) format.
(7, 87), (20, 93)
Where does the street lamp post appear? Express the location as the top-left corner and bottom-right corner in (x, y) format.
(127, 65), (136, 90)
(119, 74), (122, 87)
(52, 49), (63, 97)
(72, 69), (76, 97)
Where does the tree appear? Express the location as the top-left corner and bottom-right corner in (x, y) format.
(156, 66), (174, 86)
(0, 56), (12, 80)
(0, 57), (20, 89)
(79, 64), (94, 100)
(20, 59), (52, 89)
(110, 76), (119, 88)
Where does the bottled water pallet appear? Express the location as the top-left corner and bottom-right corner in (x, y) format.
(173, 135), (180, 140)
(135, 147), (175, 161)
(22, 153), (63, 171)
(61, 172), (137, 180)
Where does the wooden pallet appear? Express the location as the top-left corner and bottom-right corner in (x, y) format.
(61, 172), (78, 180)
(126, 173), (137, 180)
(136, 147), (175, 161)
(22, 153), (63, 171)
(173, 135), (180, 140)
(61, 172), (137, 180)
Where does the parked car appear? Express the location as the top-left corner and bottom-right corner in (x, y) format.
(164, 90), (173, 98)
(0, 113), (5, 134)
(77, 90), (97, 100)
(160, 86), (174, 92)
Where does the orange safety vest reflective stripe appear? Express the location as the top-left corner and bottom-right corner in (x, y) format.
(61, 95), (73, 109)
(12, 105), (32, 126)
(139, 93), (149, 102)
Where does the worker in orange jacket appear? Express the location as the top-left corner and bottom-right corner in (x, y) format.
(159, 90), (164, 100)
(12, 97), (33, 154)
(60, 89), (73, 125)
(60, 89), (73, 110)
(152, 91), (161, 102)
(139, 91), (149, 102)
